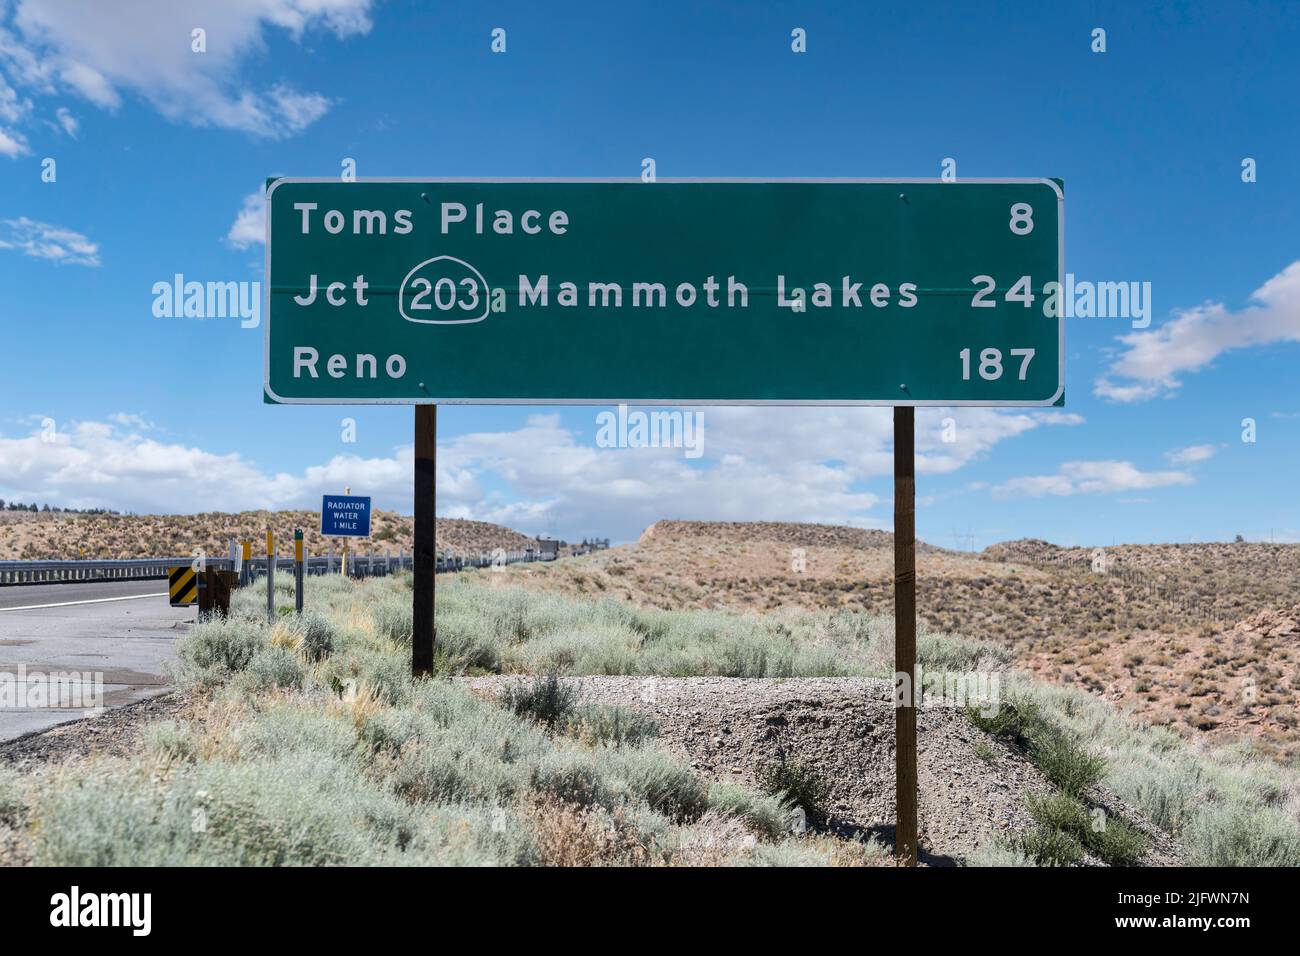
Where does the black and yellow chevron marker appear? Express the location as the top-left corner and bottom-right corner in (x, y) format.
(168, 566), (198, 606)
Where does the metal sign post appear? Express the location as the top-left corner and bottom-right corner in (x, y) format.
(413, 405), (436, 676)
(294, 528), (304, 614)
(265, 529), (274, 623)
(894, 407), (918, 866)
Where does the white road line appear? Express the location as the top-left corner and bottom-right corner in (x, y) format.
(0, 592), (169, 613)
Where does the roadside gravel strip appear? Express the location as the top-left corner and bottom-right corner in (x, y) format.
(462, 675), (1183, 866)
(0, 693), (191, 766)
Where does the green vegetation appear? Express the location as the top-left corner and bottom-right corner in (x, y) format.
(1022, 792), (1146, 867)
(7, 571), (1297, 867)
(429, 579), (1008, 679)
(8, 576), (863, 867)
(758, 759), (831, 822)
(972, 681), (1300, 866)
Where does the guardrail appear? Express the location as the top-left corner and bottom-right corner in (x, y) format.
(0, 550), (556, 586)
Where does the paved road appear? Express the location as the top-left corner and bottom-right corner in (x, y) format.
(0, 577), (167, 610)
(0, 581), (192, 741)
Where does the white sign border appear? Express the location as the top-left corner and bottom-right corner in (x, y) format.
(318, 493), (372, 539)
(264, 177), (1064, 407)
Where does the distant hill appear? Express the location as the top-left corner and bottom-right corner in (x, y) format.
(641, 519), (900, 550)
(0, 510), (535, 560)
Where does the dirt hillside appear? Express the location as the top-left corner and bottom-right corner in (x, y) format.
(464, 675), (1180, 866)
(0, 511), (535, 560)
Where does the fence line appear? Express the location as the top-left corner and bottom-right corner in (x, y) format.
(0, 549), (554, 586)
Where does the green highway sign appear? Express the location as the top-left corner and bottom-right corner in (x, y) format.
(264, 178), (1063, 406)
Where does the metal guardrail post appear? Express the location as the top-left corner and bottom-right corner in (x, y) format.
(266, 529), (275, 623)
(294, 529), (304, 614)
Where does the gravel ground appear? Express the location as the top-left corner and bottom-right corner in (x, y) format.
(0, 692), (191, 767)
(462, 675), (1183, 866)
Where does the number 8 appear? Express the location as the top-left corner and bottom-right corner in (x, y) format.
(1009, 203), (1034, 235)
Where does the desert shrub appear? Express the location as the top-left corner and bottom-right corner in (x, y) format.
(235, 707), (359, 762)
(501, 673), (579, 727)
(560, 705), (659, 747)
(236, 647), (305, 693)
(371, 597), (412, 644)
(1012, 676), (1300, 866)
(965, 696), (1045, 749)
(361, 684), (548, 805)
(739, 840), (846, 867)
(524, 797), (658, 866)
(968, 695), (1105, 798)
(1086, 813), (1148, 867)
(530, 751), (609, 810)
(1183, 802), (1300, 867)
(173, 617), (267, 689)
(294, 610), (336, 662)
(385, 738), (530, 805)
(1025, 790), (1146, 866)
(400, 802), (537, 866)
(350, 648), (413, 706)
(0, 765), (26, 828)
(35, 754), (413, 866)
(1017, 825), (1085, 867)
(758, 759), (830, 820)
(1026, 791), (1090, 832)
(429, 610), (502, 672)
(965, 840), (1034, 866)
(707, 781), (791, 840)
(1031, 725), (1106, 797)
(143, 721), (198, 764)
(917, 630), (1013, 672)
(602, 748), (710, 824)
(439, 579), (1010, 681)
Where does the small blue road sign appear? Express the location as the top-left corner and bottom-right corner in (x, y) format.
(320, 494), (372, 537)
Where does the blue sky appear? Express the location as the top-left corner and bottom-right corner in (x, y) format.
(1, 0), (1298, 547)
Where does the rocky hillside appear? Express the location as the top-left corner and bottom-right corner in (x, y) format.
(0, 510), (535, 560)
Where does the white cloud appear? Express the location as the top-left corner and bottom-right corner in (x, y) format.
(1095, 260), (1300, 402)
(1165, 443), (1216, 465)
(52, 104), (75, 135)
(991, 460), (1194, 499)
(0, 216), (100, 265)
(0, 0), (374, 149)
(0, 123), (26, 156)
(0, 406), (1089, 541)
(227, 190), (266, 249)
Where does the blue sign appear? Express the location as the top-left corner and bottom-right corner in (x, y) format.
(320, 495), (372, 537)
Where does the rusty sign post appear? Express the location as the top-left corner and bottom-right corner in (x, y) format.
(294, 528), (305, 614)
(894, 407), (918, 866)
(412, 405), (437, 676)
(265, 529), (274, 623)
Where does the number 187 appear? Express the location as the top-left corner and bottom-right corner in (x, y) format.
(960, 347), (1035, 381)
